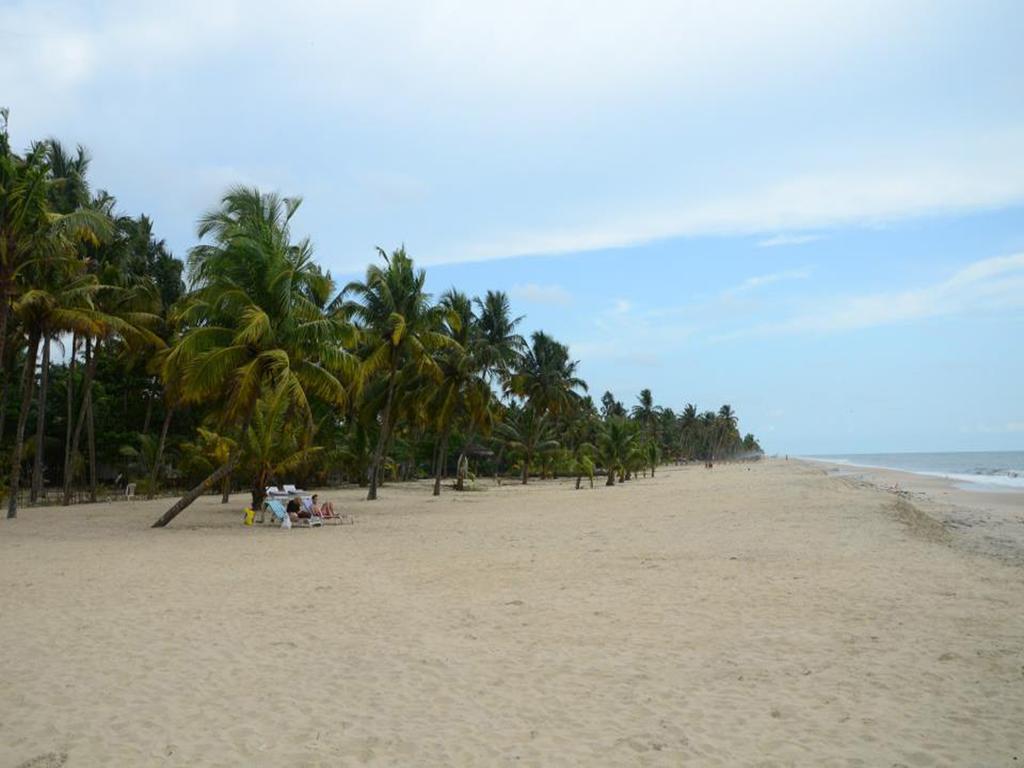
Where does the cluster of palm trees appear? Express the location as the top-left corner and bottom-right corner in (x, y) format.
(1, 119), (762, 526)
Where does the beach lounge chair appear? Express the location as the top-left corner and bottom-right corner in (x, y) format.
(263, 499), (322, 528)
(302, 496), (352, 525)
(283, 484), (305, 494)
(265, 486), (290, 498)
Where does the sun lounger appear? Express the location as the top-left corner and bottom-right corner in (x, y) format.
(283, 484), (305, 494)
(263, 499), (322, 528)
(300, 496), (352, 525)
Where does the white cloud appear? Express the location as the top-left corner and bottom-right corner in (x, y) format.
(0, 1), (913, 109)
(719, 253), (1024, 339)
(725, 268), (812, 295)
(510, 282), (572, 306)
(457, 147), (1024, 263)
(757, 234), (823, 248)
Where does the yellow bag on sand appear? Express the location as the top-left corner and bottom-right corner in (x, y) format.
(244, 507), (256, 526)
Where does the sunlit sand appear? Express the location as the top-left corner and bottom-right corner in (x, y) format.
(1, 460), (1021, 766)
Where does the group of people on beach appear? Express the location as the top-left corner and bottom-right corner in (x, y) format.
(284, 493), (336, 523)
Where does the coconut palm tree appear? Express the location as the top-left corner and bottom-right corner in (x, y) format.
(631, 388), (661, 442)
(597, 417), (640, 486)
(679, 403), (699, 459)
(427, 289), (494, 495)
(1, 125), (111, 517)
(19, 272), (109, 511)
(507, 330), (586, 417)
(601, 390), (626, 419)
(61, 195), (164, 505)
(474, 289), (524, 385)
(152, 187), (349, 526)
(241, 384), (324, 509)
(496, 405), (559, 484)
(342, 246), (452, 501)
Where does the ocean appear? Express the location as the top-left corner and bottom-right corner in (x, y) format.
(803, 450), (1024, 491)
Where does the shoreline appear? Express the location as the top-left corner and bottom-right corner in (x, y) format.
(798, 454), (1024, 492)
(797, 458), (1024, 565)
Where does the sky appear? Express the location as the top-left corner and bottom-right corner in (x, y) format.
(2, 1), (1022, 454)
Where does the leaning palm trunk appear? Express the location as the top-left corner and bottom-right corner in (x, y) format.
(153, 415), (251, 527)
(7, 330), (41, 519)
(30, 337), (51, 502)
(152, 452), (241, 528)
(367, 370), (397, 501)
(62, 338), (99, 505)
(146, 407), (173, 500)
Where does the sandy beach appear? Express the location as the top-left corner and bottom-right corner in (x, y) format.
(1, 460), (1022, 767)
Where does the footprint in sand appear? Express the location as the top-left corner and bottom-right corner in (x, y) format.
(16, 753), (68, 768)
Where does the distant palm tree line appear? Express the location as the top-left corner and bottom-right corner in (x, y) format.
(0, 116), (762, 526)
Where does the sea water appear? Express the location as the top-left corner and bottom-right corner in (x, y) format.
(804, 451), (1024, 491)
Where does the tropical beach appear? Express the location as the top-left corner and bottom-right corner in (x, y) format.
(4, 3), (1024, 766)
(1, 460), (1022, 766)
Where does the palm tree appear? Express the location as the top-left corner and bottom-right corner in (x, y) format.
(61, 195), (164, 505)
(1, 123), (111, 518)
(496, 406), (559, 484)
(601, 390), (626, 419)
(597, 417), (640, 486)
(631, 388), (661, 442)
(241, 385), (323, 509)
(152, 187), (349, 526)
(427, 289), (494, 496)
(679, 403), (699, 459)
(474, 290), (524, 385)
(342, 246), (452, 501)
(14, 272), (107, 514)
(507, 330), (587, 416)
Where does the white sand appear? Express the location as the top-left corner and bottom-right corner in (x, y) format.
(1, 461), (1022, 766)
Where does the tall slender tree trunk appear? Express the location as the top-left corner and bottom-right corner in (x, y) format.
(455, 452), (467, 491)
(220, 474), (231, 504)
(86, 387), (97, 502)
(30, 336), (51, 502)
(367, 369), (397, 501)
(493, 445), (505, 483)
(147, 407), (173, 500)
(7, 330), (41, 519)
(521, 449), (530, 484)
(62, 334), (77, 490)
(63, 338), (99, 505)
(0, 285), (10, 387)
(141, 387), (153, 437)
(0, 368), (9, 446)
(432, 425), (450, 496)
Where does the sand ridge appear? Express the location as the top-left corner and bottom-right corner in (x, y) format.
(1, 460), (1021, 766)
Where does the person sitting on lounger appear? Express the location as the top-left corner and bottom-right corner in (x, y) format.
(311, 494), (334, 517)
(287, 497), (311, 520)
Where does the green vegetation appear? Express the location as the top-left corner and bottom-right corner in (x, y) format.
(0, 115), (762, 524)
